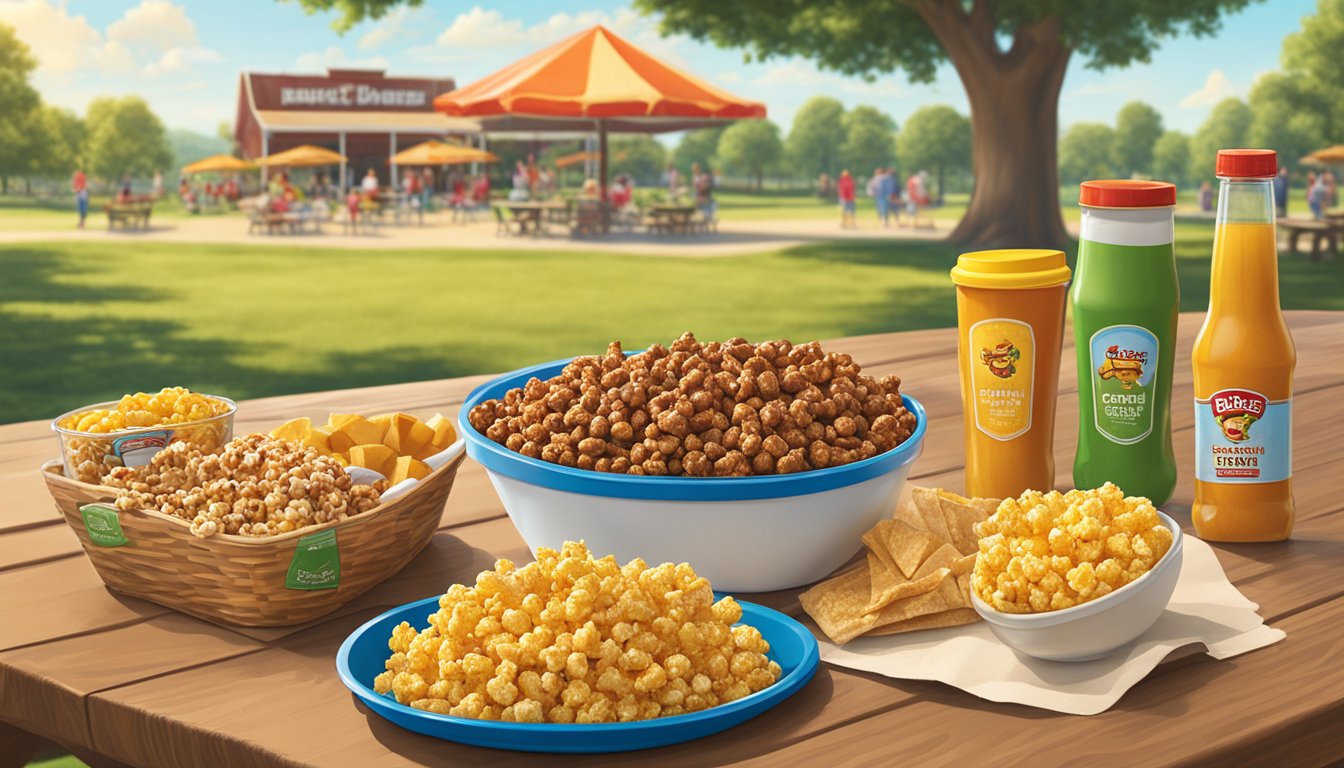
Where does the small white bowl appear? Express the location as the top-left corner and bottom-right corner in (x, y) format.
(971, 511), (1183, 662)
(461, 358), (927, 593)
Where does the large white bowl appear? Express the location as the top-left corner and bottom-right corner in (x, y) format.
(971, 511), (1184, 662)
(460, 357), (927, 593)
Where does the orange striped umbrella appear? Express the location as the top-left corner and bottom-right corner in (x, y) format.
(433, 25), (764, 120)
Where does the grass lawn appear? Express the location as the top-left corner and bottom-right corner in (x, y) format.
(0, 193), (229, 232)
(3, 218), (1341, 425)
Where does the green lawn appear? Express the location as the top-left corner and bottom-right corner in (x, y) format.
(3, 218), (1341, 425)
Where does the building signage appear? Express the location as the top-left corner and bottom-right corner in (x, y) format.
(279, 84), (429, 108)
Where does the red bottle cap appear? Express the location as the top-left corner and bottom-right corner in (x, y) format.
(1079, 180), (1176, 208)
(1215, 149), (1277, 178)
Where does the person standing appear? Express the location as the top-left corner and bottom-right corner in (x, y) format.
(1324, 169), (1338, 210)
(1273, 167), (1289, 218)
(361, 168), (380, 196)
(877, 167), (896, 228)
(692, 163), (715, 223)
(663, 164), (680, 201)
(1307, 171), (1326, 220)
(837, 169), (856, 229)
(152, 169), (164, 199)
(1198, 180), (1214, 212)
(71, 167), (88, 229)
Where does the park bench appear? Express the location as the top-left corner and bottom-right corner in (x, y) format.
(1278, 217), (1340, 261)
(105, 201), (153, 230)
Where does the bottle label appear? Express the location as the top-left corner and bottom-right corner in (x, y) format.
(1089, 325), (1159, 444)
(1195, 389), (1292, 483)
(969, 318), (1034, 440)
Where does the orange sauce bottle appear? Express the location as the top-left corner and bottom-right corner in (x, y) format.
(1191, 149), (1295, 541)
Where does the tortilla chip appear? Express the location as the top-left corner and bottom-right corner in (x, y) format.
(871, 576), (965, 628)
(911, 486), (954, 543)
(865, 558), (952, 614)
(863, 518), (942, 579)
(937, 496), (992, 555)
(951, 552), (977, 576)
(799, 563), (879, 645)
(955, 572), (974, 606)
(935, 488), (1000, 514)
(866, 608), (981, 637)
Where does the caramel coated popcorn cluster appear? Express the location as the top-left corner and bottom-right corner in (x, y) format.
(468, 333), (916, 477)
(374, 541), (781, 723)
(105, 434), (385, 538)
(971, 483), (1175, 614)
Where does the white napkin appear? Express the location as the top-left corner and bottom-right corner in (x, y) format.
(816, 535), (1285, 715)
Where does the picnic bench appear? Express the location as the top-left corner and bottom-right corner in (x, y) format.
(1, 311), (1341, 767)
(104, 200), (153, 231)
(1278, 217), (1341, 260)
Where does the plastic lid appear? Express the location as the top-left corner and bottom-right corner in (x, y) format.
(950, 249), (1071, 290)
(1216, 149), (1277, 178)
(1079, 180), (1176, 208)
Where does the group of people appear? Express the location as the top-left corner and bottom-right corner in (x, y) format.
(1305, 169), (1338, 220)
(661, 163), (717, 222)
(509, 155), (557, 202)
(837, 167), (932, 229)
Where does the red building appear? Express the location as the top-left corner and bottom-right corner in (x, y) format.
(234, 68), (462, 189)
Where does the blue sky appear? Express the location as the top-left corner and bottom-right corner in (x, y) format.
(3, 0), (1319, 141)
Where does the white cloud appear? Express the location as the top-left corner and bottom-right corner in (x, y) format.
(2, 0), (219, 77)
(753, 60), (832, 87)
(752, 60), (902, 99)
(432, 6), (668, 54)
(357, 6), (428, 51)
(1180, 69), (1240, 108)
(435, 7), (526, 49)
(295, 46), (390, 72)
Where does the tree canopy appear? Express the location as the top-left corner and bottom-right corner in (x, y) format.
(608, 135), (668, 185)
(840, 105), (896, 176)
(1189, 98), (1252, 184)
(1281, 0), (1344, 137)
(785, 96), (846, 180)
(1152, 131), (1192, 187)
(0, 23), (41, 188)
(1059, 123), (1117, 185)
(717, 119), (783, 189)
(1111, 101), (1164, 178)
(673, 127), (725, 175)
(85, 96), (173, 182)
(897, 104), (971, 193)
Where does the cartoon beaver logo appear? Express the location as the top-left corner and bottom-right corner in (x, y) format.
(1218, 412), (1255, 442)
(1097, 345), (1145, 390)
(979, 340), (1020, 379)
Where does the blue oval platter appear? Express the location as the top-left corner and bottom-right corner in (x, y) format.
(336, 595), (820, 753)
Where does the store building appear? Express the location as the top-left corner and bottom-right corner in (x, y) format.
(234, 68), (467, 189)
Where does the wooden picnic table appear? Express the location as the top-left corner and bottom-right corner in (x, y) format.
(1, 311), (1341, 767)
(497, 201), (566, 235)
(1278, 217), (1341, 261)
(647, 204), (699, 235)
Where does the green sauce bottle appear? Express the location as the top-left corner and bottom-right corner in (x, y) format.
(1071, 181), (1179, 504)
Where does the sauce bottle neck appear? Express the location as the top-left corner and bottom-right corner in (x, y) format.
(1216, 177), (1275, 225)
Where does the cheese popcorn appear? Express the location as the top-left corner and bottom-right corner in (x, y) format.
(971, 483), (1174, 614)
(59, 387), (231, 434)
(373, 541), (781, 722)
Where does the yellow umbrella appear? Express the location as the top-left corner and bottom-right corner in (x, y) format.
(257, 144), (346, 167)
(182, 154), (256, 174)
(1306, 145), (1344, 165)
(390, 140), (497, 166)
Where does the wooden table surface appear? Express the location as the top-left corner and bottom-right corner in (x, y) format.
(2, 311), (1341, 768)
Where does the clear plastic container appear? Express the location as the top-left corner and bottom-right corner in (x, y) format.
(51, 396), (236, 484)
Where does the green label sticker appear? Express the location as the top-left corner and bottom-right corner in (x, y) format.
(80, 504), (129, 547)
(285, 529), (340, 590)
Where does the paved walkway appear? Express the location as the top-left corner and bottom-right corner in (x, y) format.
(0, 211), (954, 257)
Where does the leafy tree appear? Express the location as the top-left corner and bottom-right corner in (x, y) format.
(785, 96), (846, 180)
(169, 128), (230, 178)
(85, 96), (174, 183)
(1189, 98), (1252, 186)
(1281, 0), (1344, 139)
(0, 22), (40, 193)
(1058, 123), (1117, 185)
(634, 0), (1259, 248)
(717, 119), (783, 190)
(1247, 72), (1327, 174)
(30, 106), (84, 180)
(840, 105), (896, 179)
(1152, 131), (1192, 188)
(897, 104), (971, 202)
(673, 126), (725, 175)
(608, 135), (667, 185)
(1111, 101), (1164, 178)
(286, 0), (422, 31)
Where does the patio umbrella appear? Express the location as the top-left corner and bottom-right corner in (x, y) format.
(434, 24), (764, 226)
(1306, 145), (1344, 165)
(181, 154), (256, 174)
(390, 140), (498, 166)
(257, 144), (346, 168)
(554, 150), (599, 169)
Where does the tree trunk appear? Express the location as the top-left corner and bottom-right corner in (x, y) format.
(916, 2), (1072, 250)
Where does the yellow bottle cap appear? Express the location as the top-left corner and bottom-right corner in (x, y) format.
(950, 249), (1071, 289)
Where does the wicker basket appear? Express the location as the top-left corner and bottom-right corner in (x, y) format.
(40, 444), (466, 627)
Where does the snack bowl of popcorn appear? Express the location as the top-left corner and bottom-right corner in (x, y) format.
(336, 542), (821, 752)
(461, 336), (927, 593)
(51, 388), (237, 484)
(970, 496), (1183, 662)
